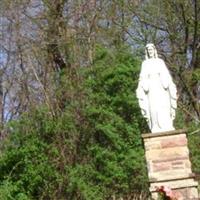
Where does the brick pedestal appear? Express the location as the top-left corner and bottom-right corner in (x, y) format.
(142, 129), (199, 200)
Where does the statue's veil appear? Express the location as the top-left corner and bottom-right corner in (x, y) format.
(145, 43), (158, 59)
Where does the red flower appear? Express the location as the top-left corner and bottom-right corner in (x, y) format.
(156, 185), (179, 200)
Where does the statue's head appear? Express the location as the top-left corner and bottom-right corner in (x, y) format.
(145, 43), (158, 59)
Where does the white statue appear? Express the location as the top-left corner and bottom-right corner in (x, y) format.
(136, 43), (177, 133)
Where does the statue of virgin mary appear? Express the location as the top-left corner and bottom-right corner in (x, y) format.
(136, 43), (177, 133)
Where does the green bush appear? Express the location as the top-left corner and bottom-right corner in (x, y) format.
(0, 46), (149, 199)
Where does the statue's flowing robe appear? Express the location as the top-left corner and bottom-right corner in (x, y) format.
(136, 58), (177, 133)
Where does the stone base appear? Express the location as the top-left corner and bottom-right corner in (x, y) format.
(142, 129), (199, 200)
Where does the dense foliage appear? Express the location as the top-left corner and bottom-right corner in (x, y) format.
(0, 47), (149, 200)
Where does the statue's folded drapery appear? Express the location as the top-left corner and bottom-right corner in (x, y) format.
(136, 44), (177, 133)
